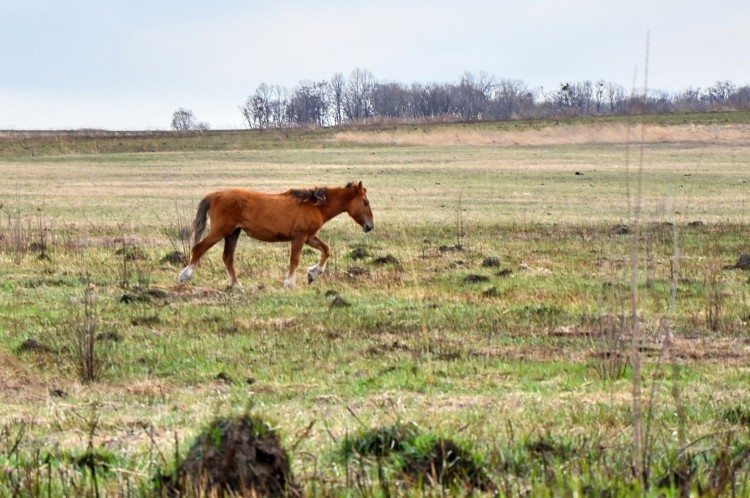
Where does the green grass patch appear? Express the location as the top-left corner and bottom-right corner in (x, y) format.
(1, 119), (750, 495)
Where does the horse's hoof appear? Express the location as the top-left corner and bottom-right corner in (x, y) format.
(178, 265), (195, 282)
(307, 264), (324, 284)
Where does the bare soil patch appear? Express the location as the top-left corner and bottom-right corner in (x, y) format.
(170, 285), (231, 304)
(669, 335), (750, 365)
(0, 352), (49, 404)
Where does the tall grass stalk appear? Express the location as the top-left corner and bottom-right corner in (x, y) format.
(79, 279), (99, 383)
(667, 220), (690, 496)
(628, 109), (645, 487)
(156, 201), (192, 266)
(704, 270), (724, 332)
(629, 30), (650, 484)
(456, 191), (464, 249)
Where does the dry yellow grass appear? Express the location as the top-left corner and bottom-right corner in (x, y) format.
(2, 122), (749, 230)
(334, 122), (750, 146)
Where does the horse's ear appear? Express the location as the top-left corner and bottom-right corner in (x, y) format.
(357, 181), (364, 193)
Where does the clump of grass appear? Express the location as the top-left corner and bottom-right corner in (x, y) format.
(653, 436), (750, 497)
(158, 202), (192, 267)
(0, 203), (50, 264)
(722, 405), (750, 426)
(592, 311), (629, 380)
(340, 422), (421, 458)
(114, 242), (152, 290)
(77, 280), (102, 383)
(339, 422), (494, 492)
(705, 270), (725, 332)
(47, 277), (111, 383)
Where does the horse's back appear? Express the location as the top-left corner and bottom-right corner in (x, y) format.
(209, 188), (319, 242)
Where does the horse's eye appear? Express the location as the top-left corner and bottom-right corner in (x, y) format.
(364, 199), (370, 206)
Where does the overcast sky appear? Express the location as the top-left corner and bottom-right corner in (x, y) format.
(2, 0), (748, 130)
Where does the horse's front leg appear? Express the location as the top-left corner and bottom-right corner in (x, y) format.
(306, 236), (331, 284)
(284, 237), (305, 289)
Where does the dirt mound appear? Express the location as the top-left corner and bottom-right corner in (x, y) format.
(114, 245), (148, 261)
(157, 413), (299, 497)
(15, 338), (54, 354)
(481, 257), (501, 268)
(161, 250), (188, 266)
(464, 274), (490, 284)
(727, 254), (750, 270)
(342, 423), (494, 492)
(349, 247), (371, 260)
(0, 352), (49, 403)
(373, 254), (400, 266)
(329, 295), (351, 308)
(402, 438), (494, 492)
(343, 422), (421, 457)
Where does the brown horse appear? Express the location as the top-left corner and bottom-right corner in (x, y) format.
(178, 181), (374, 288)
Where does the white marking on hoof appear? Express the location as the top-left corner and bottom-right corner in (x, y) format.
(178, 265), (194, 282)
(283, 276), (296, 289)
(307, 263), (326, 284)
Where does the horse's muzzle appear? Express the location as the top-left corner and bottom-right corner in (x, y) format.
(363, 222), (374, 233)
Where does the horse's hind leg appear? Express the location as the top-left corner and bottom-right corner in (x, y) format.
(178, 228), (227, 283)
(284, 237), (306, 289)
(222, 228), (242, 287)
(306, 236), (331, 284)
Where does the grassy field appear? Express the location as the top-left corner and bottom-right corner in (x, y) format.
(1, 115), (750, 496)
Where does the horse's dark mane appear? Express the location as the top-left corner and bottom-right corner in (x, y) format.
(288, 187), (329, 205)
(288, 182), (358, 205)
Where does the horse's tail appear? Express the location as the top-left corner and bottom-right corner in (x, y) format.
(190, 195), (212, 248)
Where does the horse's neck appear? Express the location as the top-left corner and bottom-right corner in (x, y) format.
(321, 188), (354, 220)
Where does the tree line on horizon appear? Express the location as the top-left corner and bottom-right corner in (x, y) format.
(173, 69), (750, 131)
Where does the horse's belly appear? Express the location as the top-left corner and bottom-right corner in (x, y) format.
(245, 227), (292, 243)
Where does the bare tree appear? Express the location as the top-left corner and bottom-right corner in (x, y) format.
(171, 108), (196, 131)
(707, 80), (736, 109)
(578, 80), (594, 115)
(241, 83), (273, 130)
(673, 87), (704, 112)
(731, 85), (750, 109)
(606, 82), (626, 114)
(240, 71), (748, 127)
(287, 81), (329, 126)
(344, 68), (375, 122)
(491, 79), (531, 120)
(268, 85), (289, 128)
(452, 71), (496, 120)
(647, 90), (674, 113)
(553, 83), (573, 111)
(548, 81), (597, 116)
(594, 80), (606, 114)
(329, 72), (346, 126)
(371, 81), (412, 119)
(413, 82), (452, 119)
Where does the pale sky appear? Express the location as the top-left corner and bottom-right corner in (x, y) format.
(2, 0), (748, 130)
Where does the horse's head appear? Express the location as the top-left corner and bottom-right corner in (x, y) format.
(347, 181), (374, 233)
